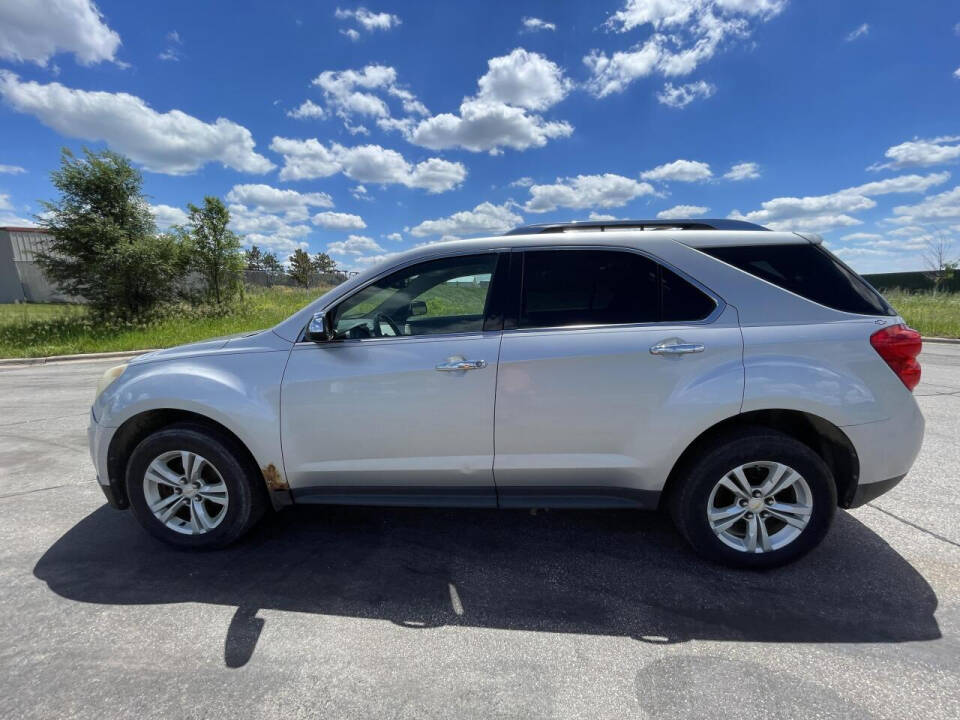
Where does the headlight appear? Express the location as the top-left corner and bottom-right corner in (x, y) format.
(95, 364), (127, 400)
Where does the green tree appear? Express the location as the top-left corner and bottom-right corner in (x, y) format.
(288, 248), (315, 288)
(184, 196), (244, 305)
(244, 244), (264, 271)
(36, 148), (182, 319)
(312, 252), (337, 275)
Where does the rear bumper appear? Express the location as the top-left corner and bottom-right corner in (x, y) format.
(847, 474), (905, 508)
(840, 397), (923, 508)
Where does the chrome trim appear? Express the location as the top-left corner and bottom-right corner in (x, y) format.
(435, 358), (487, 371)
(650, 342), (705, 356)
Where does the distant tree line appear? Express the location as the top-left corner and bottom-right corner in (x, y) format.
(36, 148), (341, 320)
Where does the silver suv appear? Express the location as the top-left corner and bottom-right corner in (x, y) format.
(89, 219), (924, 568)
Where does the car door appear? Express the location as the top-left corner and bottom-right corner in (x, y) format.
(281, 252), (507, 506)
(493, 247), (744, 508)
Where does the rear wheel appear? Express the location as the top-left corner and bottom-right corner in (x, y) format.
(125, 424), (268, 548)
(670, 428), (836, 568)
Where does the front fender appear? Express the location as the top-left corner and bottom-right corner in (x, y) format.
(97, 350), (291, 494)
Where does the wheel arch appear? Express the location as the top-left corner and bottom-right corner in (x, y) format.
(106, 409), (290, 510)
(661, 409), (860, 510)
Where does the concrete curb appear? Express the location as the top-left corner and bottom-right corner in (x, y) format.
(0, 349), (157, 368)
(1, 334), (958, 367)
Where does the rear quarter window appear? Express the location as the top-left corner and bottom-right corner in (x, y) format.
(702, 244), (895, 316)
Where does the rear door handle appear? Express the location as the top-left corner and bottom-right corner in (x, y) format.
(649, 342), (705, 356)
(435, 358), (487, 371)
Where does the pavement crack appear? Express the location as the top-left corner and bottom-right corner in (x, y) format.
(0, 483), (87, 500)
(866, 502), (960, 549)
(0, 412), (88, 428)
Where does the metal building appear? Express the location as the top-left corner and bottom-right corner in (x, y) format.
(0, 227), (74, 303)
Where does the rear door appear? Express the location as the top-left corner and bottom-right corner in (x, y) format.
(493, 247), (744, 507)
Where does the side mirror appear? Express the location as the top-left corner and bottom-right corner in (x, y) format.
(305, 312), (333, 343)
(408, 300), (428, 317)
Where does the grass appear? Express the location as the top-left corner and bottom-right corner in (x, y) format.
(1, 286), (957, 359)
(0, 286), (325, 358)
(882, 289), (960, 339)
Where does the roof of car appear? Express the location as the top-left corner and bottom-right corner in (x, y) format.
(503, 218), (769, 234)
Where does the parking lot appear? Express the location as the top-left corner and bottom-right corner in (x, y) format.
(1, 345), (958, 720)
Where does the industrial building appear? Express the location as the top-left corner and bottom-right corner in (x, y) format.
(0, 226), (73, 303)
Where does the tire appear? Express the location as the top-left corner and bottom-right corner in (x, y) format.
(125, 423), (268, 548)
(669, 427), (836, 569)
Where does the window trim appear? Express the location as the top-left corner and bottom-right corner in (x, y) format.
(296, 249), (507, 344)
(505, 245), (725, 334)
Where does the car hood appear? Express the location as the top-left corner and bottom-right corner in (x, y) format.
(128, 330), (291, 366)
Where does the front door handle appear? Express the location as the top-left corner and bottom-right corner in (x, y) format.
(435, 358), (487, 371)
(649, 342), (705, 356)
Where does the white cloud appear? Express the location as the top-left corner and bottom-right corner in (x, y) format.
(729, 172), (951, 232)
(476, 48), (572, 111)
(158, 29), (183, 62)
(225, 184), (333, 215)
(890, 185), (960, 225)
(841, 232), (882, 242)
(0, 72), (274, 175)
(657, 80), (715, 108)
(641, 159), (712, 182)
(509, 176), (534, 188)
(340, 28), (360, 42)
(955, 67), (960, 80)
(269, 137), (467, 193)
(408, 49), (573, 154)
(287, 99), (327, 120)
(149, 203), (188, 229)
(724, 161), (760, 180)
(228, 203), (311, 258)
(384, 232), (403, 242)
(585, 0), (785, 97)
(305, 64), (428, 134)
(312, 211), (366, 230)
(334, 7), (401, 32)
(327, 234), (384, 255)
(0, 193), (14, 211)
(869, 136), (960, 171)
(411, 99), (573, 154)
(0, 0), (121, 67)
(0, 164), (26, 174)
(845, 23), (869, 42)
(588, 212), (619, 220)
(410, 202), (523, 237)
(657, 204), (709, 218)
(524, 174), (656, 213)
(522, 17), (556, 32)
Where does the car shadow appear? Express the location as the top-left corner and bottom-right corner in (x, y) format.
(34, 505), (940, 667)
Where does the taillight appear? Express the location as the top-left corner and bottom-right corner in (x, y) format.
(870, 324), (922, 391)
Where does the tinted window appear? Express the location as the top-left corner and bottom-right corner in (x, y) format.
(518, 250), (715, 328)
(703, 244), (894, 316)
(661, 266), (717, 322)
(332, 254), (498, 338)
(520, 250), (659, 328)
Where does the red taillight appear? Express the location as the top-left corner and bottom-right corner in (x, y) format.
(870, 324), (922, 391)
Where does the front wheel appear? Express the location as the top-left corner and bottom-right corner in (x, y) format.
(670, 428), (837, 569)
(125, 424), (268, 548)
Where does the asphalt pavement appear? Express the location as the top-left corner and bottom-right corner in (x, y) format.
(1, 346), (958, 719)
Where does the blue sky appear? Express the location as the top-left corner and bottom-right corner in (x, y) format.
(1, 0), (959, 273)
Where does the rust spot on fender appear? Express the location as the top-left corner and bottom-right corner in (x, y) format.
(262, 464), (289, 492)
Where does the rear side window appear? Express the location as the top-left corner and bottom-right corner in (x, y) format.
(518, 250), (716, 329)
(703, 244), (895, 316)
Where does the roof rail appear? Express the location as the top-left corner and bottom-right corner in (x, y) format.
(503, 218), (769, 235)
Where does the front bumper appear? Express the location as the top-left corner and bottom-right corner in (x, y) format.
(88, 411), (126, 509)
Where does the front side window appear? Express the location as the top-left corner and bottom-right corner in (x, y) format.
(518, 250), (715, 329)
(331, 254), (499, 339)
